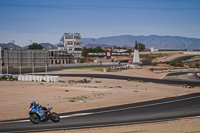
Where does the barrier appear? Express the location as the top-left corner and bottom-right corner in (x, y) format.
(18, 75), (22, 81)
(28, 76), (33, 81)
(25, 76), (29, 81)
(39, 76), (43, 82)
(50, 76), (54, 82)
(54, 76), (59, 82)
(36, 76), (40, 81)
(16, 75), (59, 82)
(153, 68), (199, 73)
(46, 76), (50, 82)
(21, 75), (25, 81)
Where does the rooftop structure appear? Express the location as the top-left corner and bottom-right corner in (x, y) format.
(60, 33), (82, 58)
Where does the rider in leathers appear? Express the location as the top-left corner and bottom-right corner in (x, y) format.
(30, 101), (47, 120)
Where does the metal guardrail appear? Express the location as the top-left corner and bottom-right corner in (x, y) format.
(153, 68), (199, 73)
(63, 62), (118, 67)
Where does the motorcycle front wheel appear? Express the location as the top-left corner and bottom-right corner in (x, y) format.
(50, 112), (60, 122)
(29, 113), (40, 124)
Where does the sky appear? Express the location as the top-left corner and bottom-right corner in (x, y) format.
(0, 0), (200, 46)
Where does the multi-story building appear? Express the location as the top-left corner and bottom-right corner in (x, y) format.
(60, 33), (82, 58)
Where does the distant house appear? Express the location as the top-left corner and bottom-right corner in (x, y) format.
(112, 48), (127, 52)
(57, 45), (65, 50)
(102, 47), (112, 51)
(150, 47), (158, 52)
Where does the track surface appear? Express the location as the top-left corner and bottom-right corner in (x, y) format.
(2, 65), (115, 74)
(49, 73), (200, 86)
(171, 55), (197, 62)
(164, 72), (200, 82)
(1, 92), (200, 133)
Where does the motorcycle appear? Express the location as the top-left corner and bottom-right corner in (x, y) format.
(29, 106), (60, 124)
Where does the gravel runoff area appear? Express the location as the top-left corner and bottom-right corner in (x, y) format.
(1, 66), (200, 133)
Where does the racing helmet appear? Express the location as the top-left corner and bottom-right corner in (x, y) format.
(31, 101), (36, 106)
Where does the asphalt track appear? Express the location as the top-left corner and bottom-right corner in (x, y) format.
(49, 73), (200, 86)
(164, 72), (200, 82)
(2, 65), (115, 75)
(1, 92), (200, 133)
(171, 55), (198, 62)
(3, 65), (200, 86)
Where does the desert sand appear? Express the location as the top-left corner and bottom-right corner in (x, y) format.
(0, 66), (200, 133)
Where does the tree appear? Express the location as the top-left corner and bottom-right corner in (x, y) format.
(82, 46), (105, 57)
(134, 42), (145, 51)
(82, 47), (88, 57)
(195, 63), (199, 68)
(126, 49), (133, 53)
(28, 43), (44, 50)
(94, 46), (104, 52)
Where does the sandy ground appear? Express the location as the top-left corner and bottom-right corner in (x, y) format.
(1, 66), (200, 133)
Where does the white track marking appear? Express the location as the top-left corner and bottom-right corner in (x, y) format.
(1, 95), (200, 124)
(20, 120), (30, 122)
(6, 117), (200, 133)
(90, 95), (200, 114)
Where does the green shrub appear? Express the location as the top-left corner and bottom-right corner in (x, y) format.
(195, 63), (199, 68)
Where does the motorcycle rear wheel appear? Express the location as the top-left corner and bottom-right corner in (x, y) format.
(29, 113), (40, 124)
(50, 112), (60, 122)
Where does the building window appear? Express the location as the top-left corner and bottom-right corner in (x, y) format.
(74, 36), (81, 39)
(68, 42), (73, 45)
(74, 48), (82, 51)
(75, 42), (81, 45)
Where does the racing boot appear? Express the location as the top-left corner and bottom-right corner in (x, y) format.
(39, 113), (45, 120)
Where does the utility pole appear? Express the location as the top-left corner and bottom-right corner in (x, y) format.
(45, 51), (48, 76)
(29, 40), (32, 45)
(11, 40), (15, 50)
(7, 50), (9, 76)
(159, 41), (162, 50)
(0, 47), (2, 75)
(19, 51), (21, 75)
(183, 42), (186, 50)
(32, 51), (34, 75)
(92, 39), (95, 47)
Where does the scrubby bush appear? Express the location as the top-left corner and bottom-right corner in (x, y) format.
(195, 63), (199, 68)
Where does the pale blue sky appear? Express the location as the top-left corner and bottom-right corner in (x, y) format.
(0, 0), (199, 46)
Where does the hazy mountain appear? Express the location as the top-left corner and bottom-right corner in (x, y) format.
(0, 43), (22, 50)
(1, 35), (199, 50)
(54, 43), (62, 46)
(84, 44), (116, 48)
(22, 43), (58, 49)
(40, 43), (57, 49)
(82, 35), (200, 49)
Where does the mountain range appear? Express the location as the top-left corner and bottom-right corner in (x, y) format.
(0, 35), (200, 50)
(82, 35), (200, 49)
(0, 43), (57, 50)
(0, 43), (23, 50)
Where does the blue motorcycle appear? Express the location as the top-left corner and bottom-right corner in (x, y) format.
(29, 106), (60, 124)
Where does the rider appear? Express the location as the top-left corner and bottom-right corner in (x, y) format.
(30, 101), (46, 120)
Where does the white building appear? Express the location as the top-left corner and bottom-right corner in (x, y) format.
(60, 33), (82, 58)
(150, 47), (158, 52)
